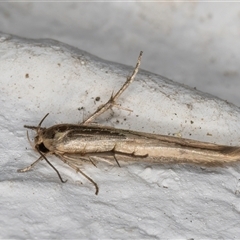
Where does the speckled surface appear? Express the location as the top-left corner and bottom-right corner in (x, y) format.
(0, 3), (240, 239)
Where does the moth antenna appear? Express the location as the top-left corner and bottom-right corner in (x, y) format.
(24, 113), (49, 131)
(26, 130), (35, 149)
(24, 125), (38, 130)
(38, 113), (49, 128)
(37, 148), (67, 184)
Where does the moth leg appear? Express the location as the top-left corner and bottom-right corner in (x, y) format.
(60, 154), (97, 168)
(18, 153), (67, 183)
(113, 154), (121, 167)
(86, 148), (121, 167)
(17, 155), (43, 172)
(111, 145), (121, 167)
(57, 154), (99, 195)
(82, 51), (143, 125)
(88, 156), (97, 167)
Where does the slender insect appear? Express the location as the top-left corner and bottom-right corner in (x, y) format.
(19, 51), (240, 195)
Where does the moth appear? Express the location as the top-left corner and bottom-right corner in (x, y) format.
(19, 51), (240, 195)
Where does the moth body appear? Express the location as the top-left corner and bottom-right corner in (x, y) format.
(36, 124), (240, 165)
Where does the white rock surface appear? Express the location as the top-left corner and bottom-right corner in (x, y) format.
(1, 2), (240, 106)
(1, 2), (240, 239)
(1, 32), (240, 239)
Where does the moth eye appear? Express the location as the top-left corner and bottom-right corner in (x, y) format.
(38, 142), (49, 153)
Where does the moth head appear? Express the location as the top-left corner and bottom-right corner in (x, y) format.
(24, 113), (49, 153)
(22, 114), (67, 184)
